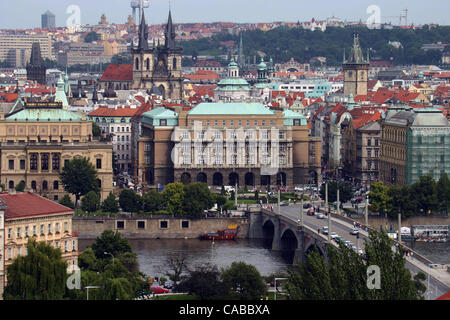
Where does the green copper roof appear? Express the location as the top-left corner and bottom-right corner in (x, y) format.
(228, 57), (238, 69)
(188, 102), (275, 116)
(142, 107), (178, 126)
(5, 108), (83, 122)
(217, 78), (250, 86)
(283, 109), (307, 126)
(258, 58), (267, 70)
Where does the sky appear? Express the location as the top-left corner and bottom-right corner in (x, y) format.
(1, 0), (449, 29)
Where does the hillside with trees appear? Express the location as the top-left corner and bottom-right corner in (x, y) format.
(181, 25), (450, 66)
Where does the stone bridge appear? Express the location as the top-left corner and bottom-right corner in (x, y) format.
(247, 207), (335, 263)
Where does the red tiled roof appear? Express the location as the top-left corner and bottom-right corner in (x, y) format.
(100, 64), (133, 81)
(352, 111), (381, 129)
(0, 92), (18, 102)
(185, 70), (220, 81)
(436, 291), (450, 300)
(88, 106), (141, 117)
(1, 192), (73, 219)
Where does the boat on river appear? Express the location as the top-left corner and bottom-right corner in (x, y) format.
(413, 225), (448, 243)
(199, 224), (239, 240)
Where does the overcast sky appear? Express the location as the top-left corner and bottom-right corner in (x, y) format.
(1, 0), (449, 29)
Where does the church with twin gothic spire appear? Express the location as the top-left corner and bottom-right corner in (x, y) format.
(131, 9), (184, 100)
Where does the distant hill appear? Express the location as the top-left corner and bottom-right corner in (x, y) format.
(181, 25), (450, 67)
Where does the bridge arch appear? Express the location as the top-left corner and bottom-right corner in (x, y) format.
(304, 242), (325, 257)
(262, 219), (275, 248)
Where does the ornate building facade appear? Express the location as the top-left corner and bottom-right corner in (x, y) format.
(137, 102), (322, 189)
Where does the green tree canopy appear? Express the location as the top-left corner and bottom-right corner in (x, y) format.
(4, 239), (68, 300)
(143, 189), (164, 213)
(177, 264), (227, 300)
(15, 180), (25, 192)
(102, 191), (119, 213)
(59, 157), (99, 207)
(222, 261), (267, 300)
(92, 122), (101, 137)
(369, 181), (390, 215)
(118, 189), (143, 213)
(81, 191), (101, 213)
(84, 31), (99, 43)
(162, 182), (185, 216)
(182, 182), (215, 217)
(437, 173), (450, 213)
(59, 194), (75, 209)
(91, 230), (132, 260)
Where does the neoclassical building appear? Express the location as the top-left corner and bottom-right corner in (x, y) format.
(0, 82), (113, 201)
(137, 102), (322, 189)
(0, 191), (78, 299)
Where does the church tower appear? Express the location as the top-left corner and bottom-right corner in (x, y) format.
(343, 33), (369, 97)
(131, 9), (183, 100)
(26, 42), (46, 85)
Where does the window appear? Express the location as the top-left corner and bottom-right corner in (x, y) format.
(160, 119), (167, 126)
(374, 139), (379, 146)
(367, 138), (371, 146)
(262, 120), (266, 126)
(8, 248), (12, 260)
(137, 221), (145, 229)
(293, 119), (301, 126)
(9, 159), (14, 170)
(214, 120), (218, 126)
(48, 224), (52, 234)
(72, 240), (76, 251)
(31, 181), (37, 190)
(33, 225), (37, 236)
(55, 241), (59, 249)
(41, 153), (49, 170)
(20, 159), (25, 170)
(96, 159), (102, 169)
(64, 159), (69, 167)
(279, 131), (285, 139)
(30, 154), (38, 170)
(64, 241), (68, 252)
(40, 225), (45, 235)
(52, 154), (60, 170)
(246, 120), (250, 126)
(25, 226), (29, 237)
(160, 220), (168, 229)
(254, 120), (258, 126)
(181, 221), (189, 229)
(64, 222), (68, 232)
(8, 228), (12, 239)
(116, 221), (125, 229)
(42, 180), (48, 190)
(17, 227), (21, 238)
(53, 181), (59, 190)
(111, 127), (114, 132)
(55, 223), (60, 233)
(238, 120), (242, 126)
(8, 180), (14, 189)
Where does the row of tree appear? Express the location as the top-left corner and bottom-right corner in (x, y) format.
(3, 230), (148, 300)
(369, 174), (450, 218)
(181, 25), (450, 66)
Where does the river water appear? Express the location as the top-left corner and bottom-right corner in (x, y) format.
(79, 238), (293, 278)
(78, 215), (449, 277)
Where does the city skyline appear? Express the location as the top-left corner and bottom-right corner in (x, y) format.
(1, 0), (450, 29)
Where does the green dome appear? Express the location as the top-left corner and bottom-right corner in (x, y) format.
(228, 57), (238, 69)
(258, 58), (267, 70)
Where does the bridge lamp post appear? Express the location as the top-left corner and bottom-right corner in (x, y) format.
(326, 182), (331, 243)
(278, 189), (281, 215)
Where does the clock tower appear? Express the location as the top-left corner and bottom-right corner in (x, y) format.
(343, 33), (369, 97)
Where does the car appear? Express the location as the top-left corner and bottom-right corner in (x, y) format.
(334, 235), (344, 243)
(344, 240), (351, 247)
(350, 227), (359, 235)
(357, 249), (364, 255)
(150, 285), (169, 294)
(294, 187), (304, 192)
(330, 232), (338, 239)
(307, 209), (314, 216)
(163, 280), (174, 289)
(316, 213), (325, 219)
(280, 201), (289, 206)
(322, 226), (329, 235)
(303, 203), (312, 209)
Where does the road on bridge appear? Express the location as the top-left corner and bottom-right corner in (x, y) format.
(275, 203), (450, 300)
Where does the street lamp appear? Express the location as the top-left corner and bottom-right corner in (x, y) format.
(104, 251), (114, 264)
(274, 277), (287, 301)
(85, 286), (102, 300)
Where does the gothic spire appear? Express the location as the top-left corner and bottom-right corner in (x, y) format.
(345, 32), (368, 65)
(165, 10), (176, 49)
(138, 9), (149, 50)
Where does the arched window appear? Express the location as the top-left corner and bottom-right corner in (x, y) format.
(31, 181), (37, 190)
(8, 180), (14, 189)
(97, 179), (102, 188)
(173, 57), (177, 69)
(53, 181), (59, 190)
(135, 57), (139, 70)
(42, 181), (48, 190)
(30, 154), (38, 170)
(52, 154), (60, 170)
(146, 58), (150, 70)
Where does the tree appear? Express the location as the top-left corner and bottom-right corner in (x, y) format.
(14, 180), (25, 192)
(92, 122), (101, 137)
(143, 189), (164, 213)
(119, 189), (143, 213)
(319, 181), (353, 203)
(410, 175), (438, 214)
(81, 191), (100, 213)
(59, 194), (75, 209)
(59, 157), (99, 208)
(437, 173), (450, 213)
(102, 192), (119, 213)
(222, 261), (267, 300)
(369, 181), (390, 215)
(84, 31), (99, 43)
(177, 263), (226, 300)
(4, 239), (68, 300)
(162, 182), (185, 216)
(183, 182), (215, 217)
(162, 253), (189, 282)
(215, 194), (227, 212)
(286, 231), (423, 300)
(91, 230), (132, 260)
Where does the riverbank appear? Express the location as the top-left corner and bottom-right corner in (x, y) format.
(73, 215), (249, 240)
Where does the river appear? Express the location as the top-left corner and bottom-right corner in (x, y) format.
(79, 238), (293, 278)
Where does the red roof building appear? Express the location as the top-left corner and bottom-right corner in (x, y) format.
(100, 64), (133, 81)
